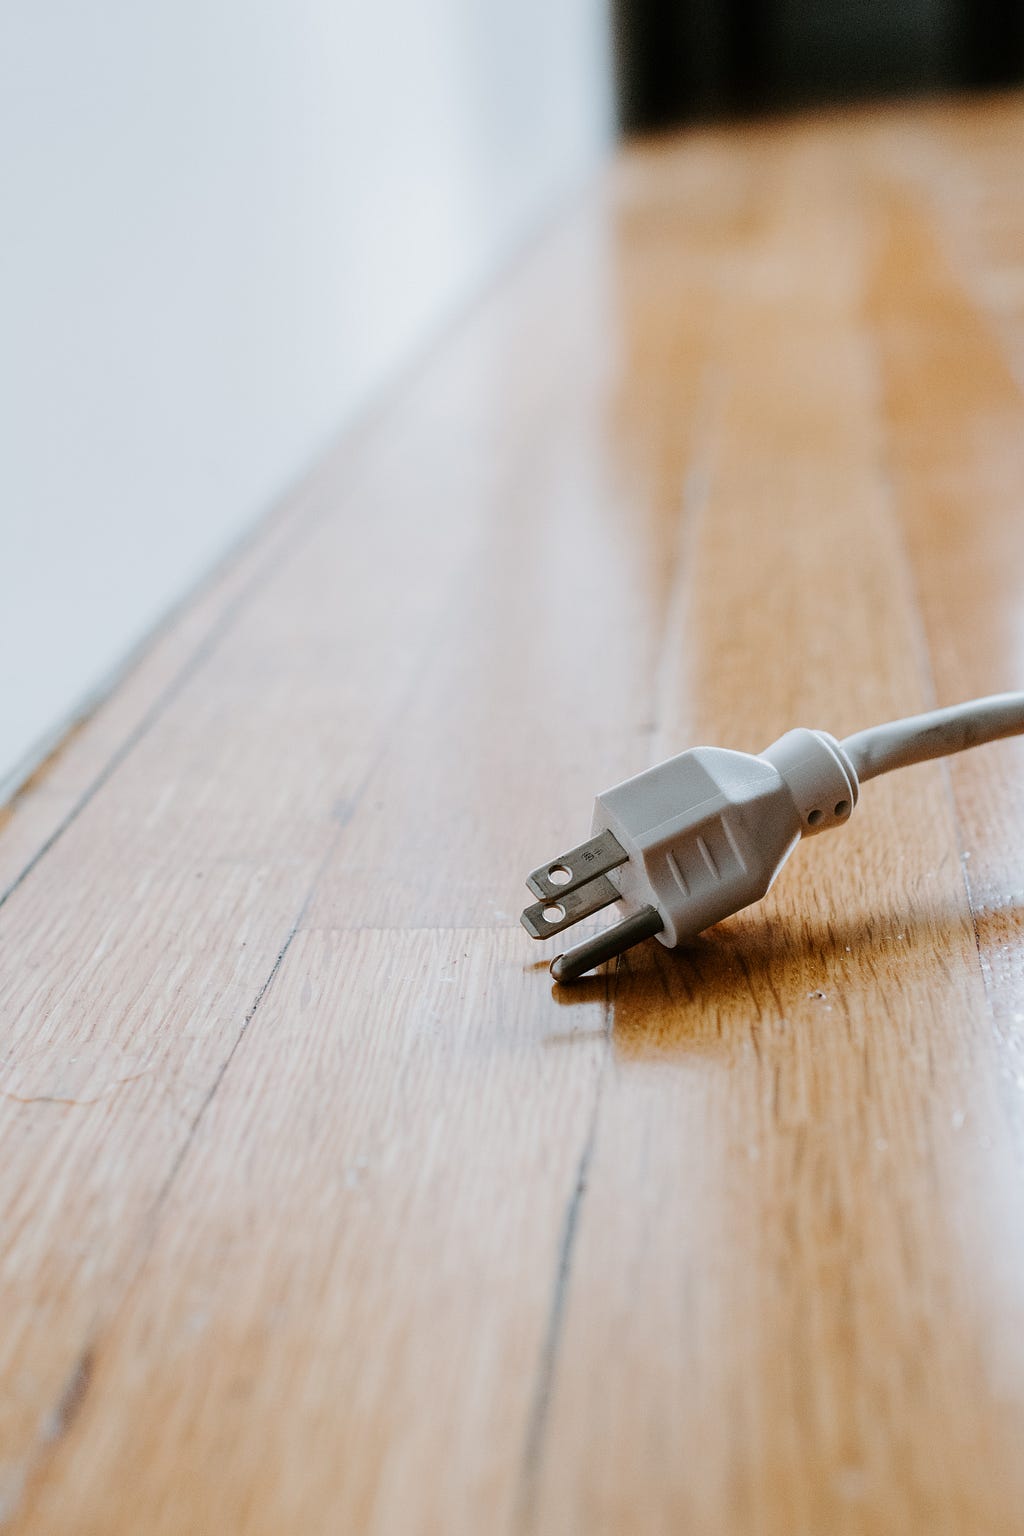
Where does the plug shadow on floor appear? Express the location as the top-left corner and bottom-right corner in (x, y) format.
(543, 894), (1024, 1060)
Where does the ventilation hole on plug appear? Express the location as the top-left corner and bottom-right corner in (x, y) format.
(543, 904), (565, 924)
(807, 809), (823, 826)
(548, 864), (572, 886)
(834, 799), (850, 818)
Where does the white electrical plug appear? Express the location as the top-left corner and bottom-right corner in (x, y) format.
(522, 693), (1024, 981)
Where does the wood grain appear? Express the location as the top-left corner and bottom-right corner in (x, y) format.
(2, 98), (1024, 1535)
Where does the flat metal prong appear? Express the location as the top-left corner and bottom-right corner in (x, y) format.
(520, 874), (621, 940)
(550, 906), (663, 983)
(526, 829), (628, 901)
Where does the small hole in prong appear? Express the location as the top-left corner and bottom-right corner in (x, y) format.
(807, 808), (823, 826)
(543, 904), (565, 924)
(548, 864), (572, 886)
(834, 799), (850, 818)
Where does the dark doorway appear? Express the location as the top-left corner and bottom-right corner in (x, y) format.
(613, 0), (1024, 129)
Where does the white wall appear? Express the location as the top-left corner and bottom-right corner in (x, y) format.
(0, 1), (612, 798)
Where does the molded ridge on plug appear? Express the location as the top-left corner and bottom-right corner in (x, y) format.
(591, 731), (859, 949)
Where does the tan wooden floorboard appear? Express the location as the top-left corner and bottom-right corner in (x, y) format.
(3, 96), (1024, 1535)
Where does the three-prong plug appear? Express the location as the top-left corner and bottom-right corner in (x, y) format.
(521, 728), (859, 982)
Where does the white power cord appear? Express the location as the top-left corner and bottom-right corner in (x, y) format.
(521, 692), (1024, 982)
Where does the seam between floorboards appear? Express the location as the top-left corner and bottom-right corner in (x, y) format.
(897, 136), (1024, 1028)
(516, 969), (614, 1533)
(862, 181), (1002, 1043)
(0, 841), (337, 1532)
(5, 247), (593, 1504)
(0, 172), (605, 910)
(5, 576), (466, 1525)
(514, 341), (719, 1531)
(0, 505), (328, 917)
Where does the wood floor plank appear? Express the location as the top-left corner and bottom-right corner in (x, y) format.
(864, 121), (1024, 1048)
(531, 116), (1024, 1536)
(3, 101), (1024, 1536)
(0, 206), (613, 1523)
(1, 131), (748, 1536)
(10, 928), (610, 1535)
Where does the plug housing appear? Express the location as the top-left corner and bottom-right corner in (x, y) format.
(522, 728), (859, 981)
(598, 729), (857, 946)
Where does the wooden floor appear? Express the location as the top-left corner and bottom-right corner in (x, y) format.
(4, 96), (1024, 1535)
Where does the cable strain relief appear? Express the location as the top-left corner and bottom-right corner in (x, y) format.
(761, 728), (860, 838)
